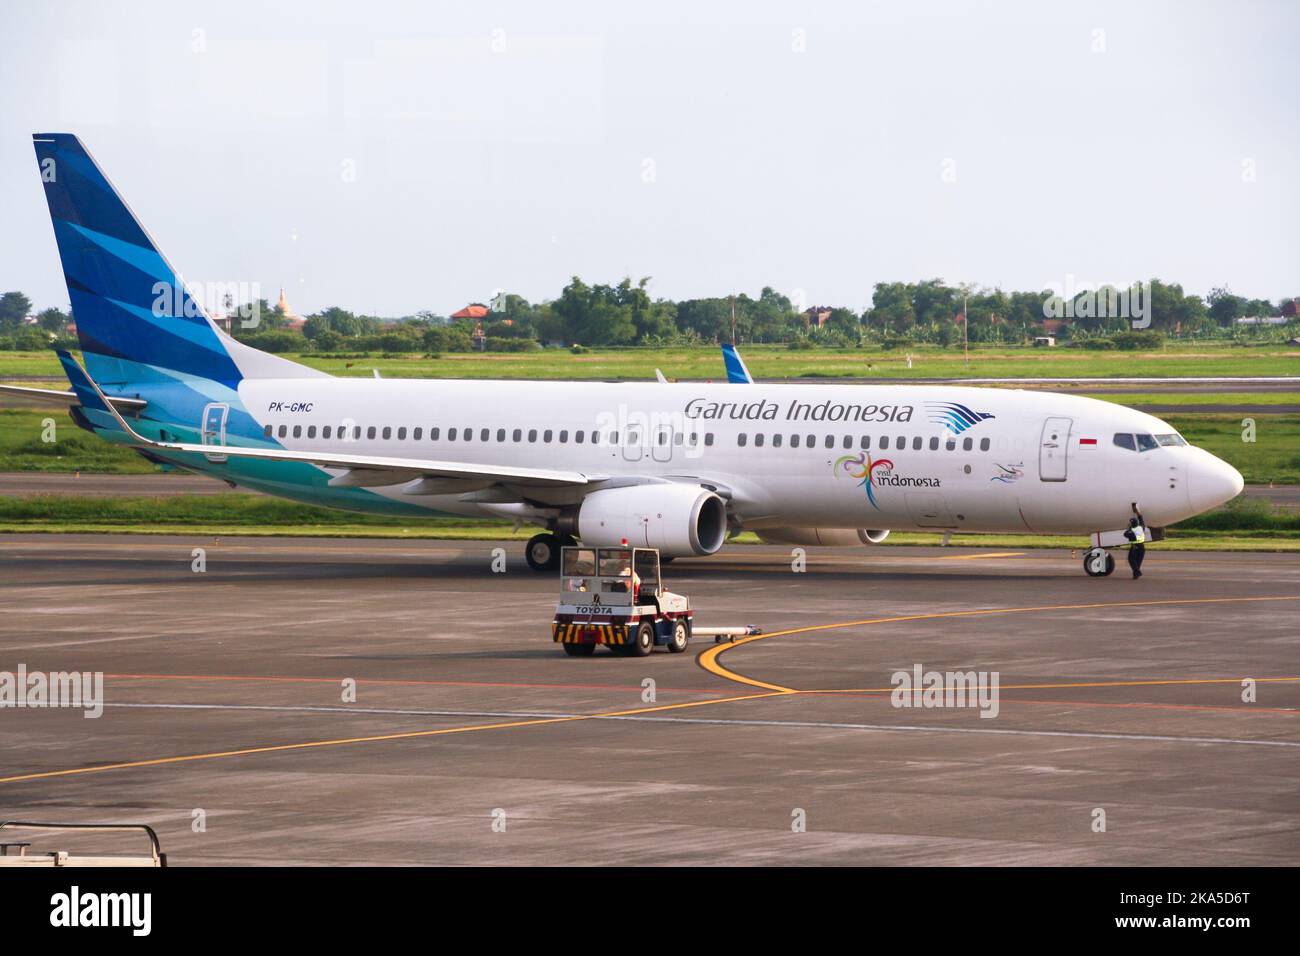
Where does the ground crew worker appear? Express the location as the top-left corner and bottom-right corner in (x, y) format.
(1123, 516), (1146, 579)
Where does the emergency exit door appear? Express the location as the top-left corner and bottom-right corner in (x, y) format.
(201, 402), (229, 462)
(1039, 416), (1071, 481)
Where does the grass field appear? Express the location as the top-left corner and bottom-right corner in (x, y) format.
(0, 493), (1295, 551)
(3, 341), (1299, 382)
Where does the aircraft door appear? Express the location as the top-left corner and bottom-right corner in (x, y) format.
(201, 403), (230, 463)
(1039, 416), (1071, 481)
(651, 424), (673, 462)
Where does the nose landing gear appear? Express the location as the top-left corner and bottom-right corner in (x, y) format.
(1083, 547), (1115, 577)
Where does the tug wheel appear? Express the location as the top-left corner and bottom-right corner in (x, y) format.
(631, 622), (655, 657)
(667, 620), (689, 653)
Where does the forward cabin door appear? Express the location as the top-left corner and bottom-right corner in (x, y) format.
(1039, 416), (1071, 481)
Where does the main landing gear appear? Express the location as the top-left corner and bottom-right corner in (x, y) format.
(1083, 547), (1115, 577)
(525, 532), (575, 572)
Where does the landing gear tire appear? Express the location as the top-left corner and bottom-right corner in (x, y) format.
(667, 620), (689, 653)
(631, 622), (655, 657)
(1083, 548), (1115, 577)
(525, 533), (562, 572)
(562, 643), (596, 657)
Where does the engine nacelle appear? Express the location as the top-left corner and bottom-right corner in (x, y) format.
(756, 527), (890, 547)
(577, 484), (728, 557)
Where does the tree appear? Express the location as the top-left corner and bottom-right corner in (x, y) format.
(35, 306), (70, 334)
(0, 292), (33, 333)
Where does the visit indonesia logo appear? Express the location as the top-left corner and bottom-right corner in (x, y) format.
(834, 451), (893, 509)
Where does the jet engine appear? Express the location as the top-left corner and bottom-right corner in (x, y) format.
(576, 484), (728, 557)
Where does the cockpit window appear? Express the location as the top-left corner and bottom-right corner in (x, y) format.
(1155, 433), (1186, 447)
(1135, 433), (1159, 452)
(1113, 433), (1136, 451)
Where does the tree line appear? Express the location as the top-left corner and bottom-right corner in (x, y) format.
(2, 278), (1296, 354)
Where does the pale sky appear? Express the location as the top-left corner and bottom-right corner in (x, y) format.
(1, 0), (1296, 317)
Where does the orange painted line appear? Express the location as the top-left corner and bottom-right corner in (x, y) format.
(0, 690), (785, 786)
(101, 672), (724, 696)
(697, 594), (1300, 692)
(802, 676), (1300, 694)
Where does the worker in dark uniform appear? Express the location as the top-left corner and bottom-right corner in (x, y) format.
(1123, 516), (1146, 578)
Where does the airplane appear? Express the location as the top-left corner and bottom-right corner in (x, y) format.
(7, 133), (1245, 577)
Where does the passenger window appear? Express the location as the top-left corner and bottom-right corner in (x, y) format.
(529, 429), (538, 443)
(790, 434), (800, 448)
(292, 425), (303, 438)
(1136, 433), (1158, 452)
(737, 433), (747, 447)
(627, 432), (639, 446)
(397, 427), (406, 440)
(861, 436), (870, 450)
(755, 434), (765, 447)
(607, 432), (616, 445)
(352, 426), (361, 440)
(945, 438), (956, 451)
(544, 429), (553, 443)
(480, 429), (489, 441)
(263, 424), (273, 437)
(806, 434), (814, 448)
(912, 436), (922, 450)
(381, 426), (391, 440)
(463, 428), (472, 442)
(592, 431), (600, 445)
(560, 430), (568, 443)
(979, 437), (990, 451)
(575, 430), (585, 444)
(879, 436), (889, 449)
(704, 433), (714, 447)
(412, 427), (421, 440)
(824, 435), (834, 449)
(448, 428), (456, 441)
(278, 425), (288, 438)
(513, 429), (521, 442)
(772, 434), (783, 448)
(323, 426), (332, 439)
(498, 428), (506, 442)
(929, 436), (939, 450)
(843, 436), (853, 449)
(962, 437), (973, 451)
(673, 432), (682, 446)
(430, 427), (440, 441)
(1113, 433), (1136, 451)
(307, 425), (317, 438)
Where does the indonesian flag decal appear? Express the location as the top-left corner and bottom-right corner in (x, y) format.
(1079, 437), (1098, 445)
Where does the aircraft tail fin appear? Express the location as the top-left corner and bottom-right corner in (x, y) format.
(722, 342), (754, 384)
(32, 133), (322, 388)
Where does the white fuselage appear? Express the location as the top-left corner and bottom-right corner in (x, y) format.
(215, 378), (1243, 536)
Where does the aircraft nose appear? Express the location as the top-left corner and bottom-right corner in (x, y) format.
(1188, 450), (1244, 512)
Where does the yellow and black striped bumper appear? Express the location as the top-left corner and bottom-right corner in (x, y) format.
(553, 622), (628, 645)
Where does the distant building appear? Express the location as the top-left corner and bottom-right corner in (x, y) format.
(803, 306), (833, 328)
(1032, 335), (1057, 347)
(1236, 316), (1287, 326)
(276, 288), (305, 331)
(451, 304), (490, 320)
(452, 303), (491, 350)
